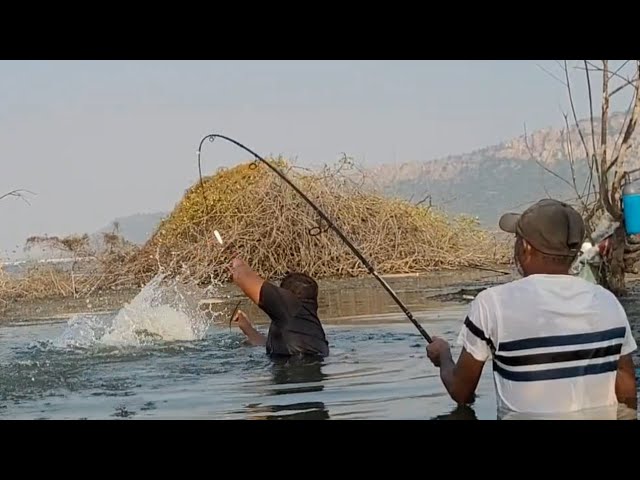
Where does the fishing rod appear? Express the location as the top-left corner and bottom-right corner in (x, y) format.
(196, 133), (432, 343)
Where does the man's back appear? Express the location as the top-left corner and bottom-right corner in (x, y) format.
(459, 274), (637, 414)
(259, 282), (329, 357)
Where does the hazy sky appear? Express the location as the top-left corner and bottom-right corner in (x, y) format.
(0, 60), (621, 259)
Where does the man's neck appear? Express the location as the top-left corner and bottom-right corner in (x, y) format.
(524, 268), (570, 276)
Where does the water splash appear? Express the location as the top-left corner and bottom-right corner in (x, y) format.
(54, 274), (220, 348)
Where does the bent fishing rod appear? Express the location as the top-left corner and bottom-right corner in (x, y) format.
(197, 133), (432, 343)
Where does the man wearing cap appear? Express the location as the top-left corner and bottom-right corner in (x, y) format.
(426, 199), (638, 418)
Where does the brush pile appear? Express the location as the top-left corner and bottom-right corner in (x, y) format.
(126, 156), (509, 285)
(1, 156), (510, 311)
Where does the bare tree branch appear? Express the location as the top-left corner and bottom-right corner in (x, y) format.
(597, 60), (618, 218)
(613, 60), (632, 78)
(528, 61), (595, 227)
(575, 61), (637, 98)
(611, 91), (637, 163)
(0, 189), (36, 205)
(584, 60), (636, 88)
(523, 123), (574, 190)
(558, 113), (591, 214)
(610, 78), (639, 97)
(536, 62), (567, 86)
(583, 60), (599, 201)
(564, 61), (593, 162)
(584, 60), (598, 154)
(415, 194), (432, 208)
(609, 67), (640, 207)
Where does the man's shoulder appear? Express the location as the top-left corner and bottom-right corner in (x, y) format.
(584, 280), (622, 303)
(479, 275), (626, 311)
(553, 275), (625, 309)
(480, 275), (610, 295)
(475, 278), (529, 302)
(473, 276), (570, 309)
(260, 281), (298, 306)
(587, 282), (628, 317)
(295, 304), (325, 326)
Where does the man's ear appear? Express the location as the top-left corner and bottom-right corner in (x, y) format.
(521, 238), (534, 260)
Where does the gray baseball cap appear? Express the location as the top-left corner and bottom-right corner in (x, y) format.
(499, 199), (585, 257)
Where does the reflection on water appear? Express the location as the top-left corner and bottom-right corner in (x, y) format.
(246, 402), (330, 420)
(245, 357), (330, 420)
(432, 405), (478, 420)
(497, 404), (638, 420)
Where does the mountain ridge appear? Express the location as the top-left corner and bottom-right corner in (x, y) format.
(368, 111), (639, 228)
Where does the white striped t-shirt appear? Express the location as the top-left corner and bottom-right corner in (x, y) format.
(457, 274), (637, 414)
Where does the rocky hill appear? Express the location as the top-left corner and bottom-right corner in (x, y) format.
(370, 112), (640, 229)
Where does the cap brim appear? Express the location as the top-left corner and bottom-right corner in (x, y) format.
(498, 213), (520, 233)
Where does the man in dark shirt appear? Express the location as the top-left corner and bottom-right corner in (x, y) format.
(229, 257), (329, 358)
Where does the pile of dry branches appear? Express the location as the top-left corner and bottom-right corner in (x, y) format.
(0, 231), (141, 310)
(0, 157), (510, 309)
(126, 156), (509, 286)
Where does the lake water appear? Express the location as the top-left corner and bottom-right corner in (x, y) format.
(1, 274), (638, 420)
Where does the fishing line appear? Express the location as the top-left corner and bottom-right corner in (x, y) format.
(228, 300), (242, 332)
(197, 134), (432, 343)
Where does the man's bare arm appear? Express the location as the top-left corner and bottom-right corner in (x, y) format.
(427, 337), (485, 405)
(229, 257), (264, 305)
(616, 354), (637, 410)
(438, 348), (485, 404)
(233, 310), (267, 346)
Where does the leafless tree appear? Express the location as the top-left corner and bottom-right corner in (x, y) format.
(533, 60), (640, 296)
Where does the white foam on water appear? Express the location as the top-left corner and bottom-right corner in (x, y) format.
(54, 314), (108, 349)
(53, 274), (222, 349)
